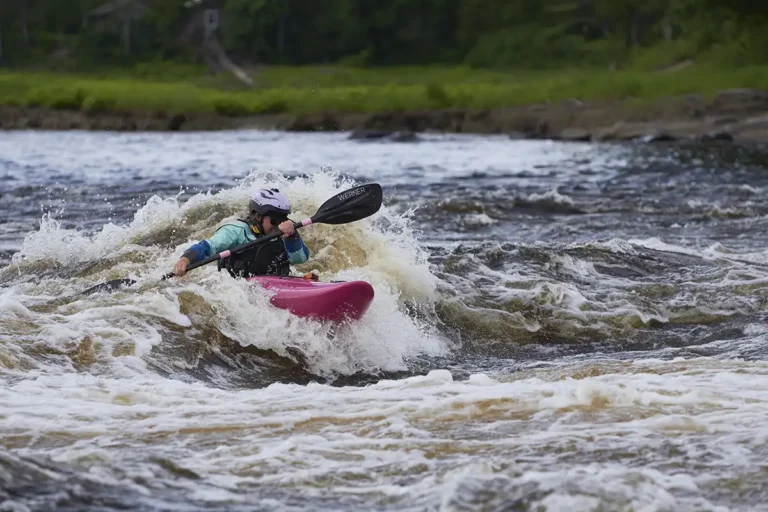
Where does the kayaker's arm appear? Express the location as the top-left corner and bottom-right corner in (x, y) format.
(283, 233), (310, 265)
(182, 225), (245, 262)
(181, 240), (212, 264)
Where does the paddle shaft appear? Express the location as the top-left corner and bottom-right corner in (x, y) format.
(163, 219), (311, 280)
(78, 183), (381, 295)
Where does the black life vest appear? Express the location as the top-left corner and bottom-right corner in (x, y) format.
(216, 220), (290, 278)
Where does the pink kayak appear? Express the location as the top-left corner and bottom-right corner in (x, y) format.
(246, 276), (375, 322)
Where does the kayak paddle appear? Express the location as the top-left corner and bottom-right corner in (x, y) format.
(80, 183), (383, 295)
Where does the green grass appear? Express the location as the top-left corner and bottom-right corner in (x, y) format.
(3, 63), (768, 117)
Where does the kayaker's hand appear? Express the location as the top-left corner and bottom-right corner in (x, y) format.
(278, 220), (296, 239)
(174, 257), (190, 276)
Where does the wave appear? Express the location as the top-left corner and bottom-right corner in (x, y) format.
(432, 237), (768, 350)
(0, 171), (449, 385)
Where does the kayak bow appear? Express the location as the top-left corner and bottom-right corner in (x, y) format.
(249, 276), (375, 322)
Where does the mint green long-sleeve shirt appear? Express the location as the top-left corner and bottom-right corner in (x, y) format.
(182, 220), (310, 265)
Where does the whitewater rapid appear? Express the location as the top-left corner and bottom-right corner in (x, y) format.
(2, 130), (768, 510)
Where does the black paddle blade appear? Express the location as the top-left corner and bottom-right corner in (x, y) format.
(313, 183), (383, 225)
(80, 278), (137, 295)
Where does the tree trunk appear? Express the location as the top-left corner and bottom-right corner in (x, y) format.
(278, 0), (290, 57)
(663, 17), (673, 41)
(20, 0), (29, 47)
(0, 23), (3, 64)
(277, 15), (285, 55)
(202, 35), (253, 87)
(123, 17), (131, 54)
(625, 6), (638, 49)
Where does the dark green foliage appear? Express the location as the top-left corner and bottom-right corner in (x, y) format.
(426, 83), (452, 107)
(0, 0), (767, 70)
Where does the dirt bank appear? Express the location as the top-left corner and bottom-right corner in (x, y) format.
(2, 88), (768, 144)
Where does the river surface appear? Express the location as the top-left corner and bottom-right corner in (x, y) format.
(2, 130), (768, 511)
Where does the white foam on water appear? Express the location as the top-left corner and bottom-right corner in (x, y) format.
(0, 283), (192, 375)
(2, 359), (768, 508)
(629, 236), (768, 266)
(2, 170), (448, 377)
(5, 131), (768, 511)
(462, 213), (497, 227)
(744, 323), (768, 336)
(525, 189), (576, 207)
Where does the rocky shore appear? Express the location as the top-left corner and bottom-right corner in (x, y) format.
(2, 88), (768, 144)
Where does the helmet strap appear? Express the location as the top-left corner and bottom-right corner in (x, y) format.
(247, 212), (263, 234)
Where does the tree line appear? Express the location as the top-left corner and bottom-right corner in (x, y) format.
(1, 0), (767, 70)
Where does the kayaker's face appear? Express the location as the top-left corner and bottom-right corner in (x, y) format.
(262, 215), (286, 234)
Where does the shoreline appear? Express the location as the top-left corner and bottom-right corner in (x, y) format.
(3, 88), (768, 143)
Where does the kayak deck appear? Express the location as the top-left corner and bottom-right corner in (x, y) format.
(246, 276), (375, 322)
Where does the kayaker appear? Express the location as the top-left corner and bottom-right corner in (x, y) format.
(173, 188), (310, 278)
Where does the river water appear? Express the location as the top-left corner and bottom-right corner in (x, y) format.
(1, 130), (768, 511)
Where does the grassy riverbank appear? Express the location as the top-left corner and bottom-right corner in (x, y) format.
(3, 64), (768, 118)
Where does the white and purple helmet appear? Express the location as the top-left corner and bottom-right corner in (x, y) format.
(248, 188), (291, 218)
